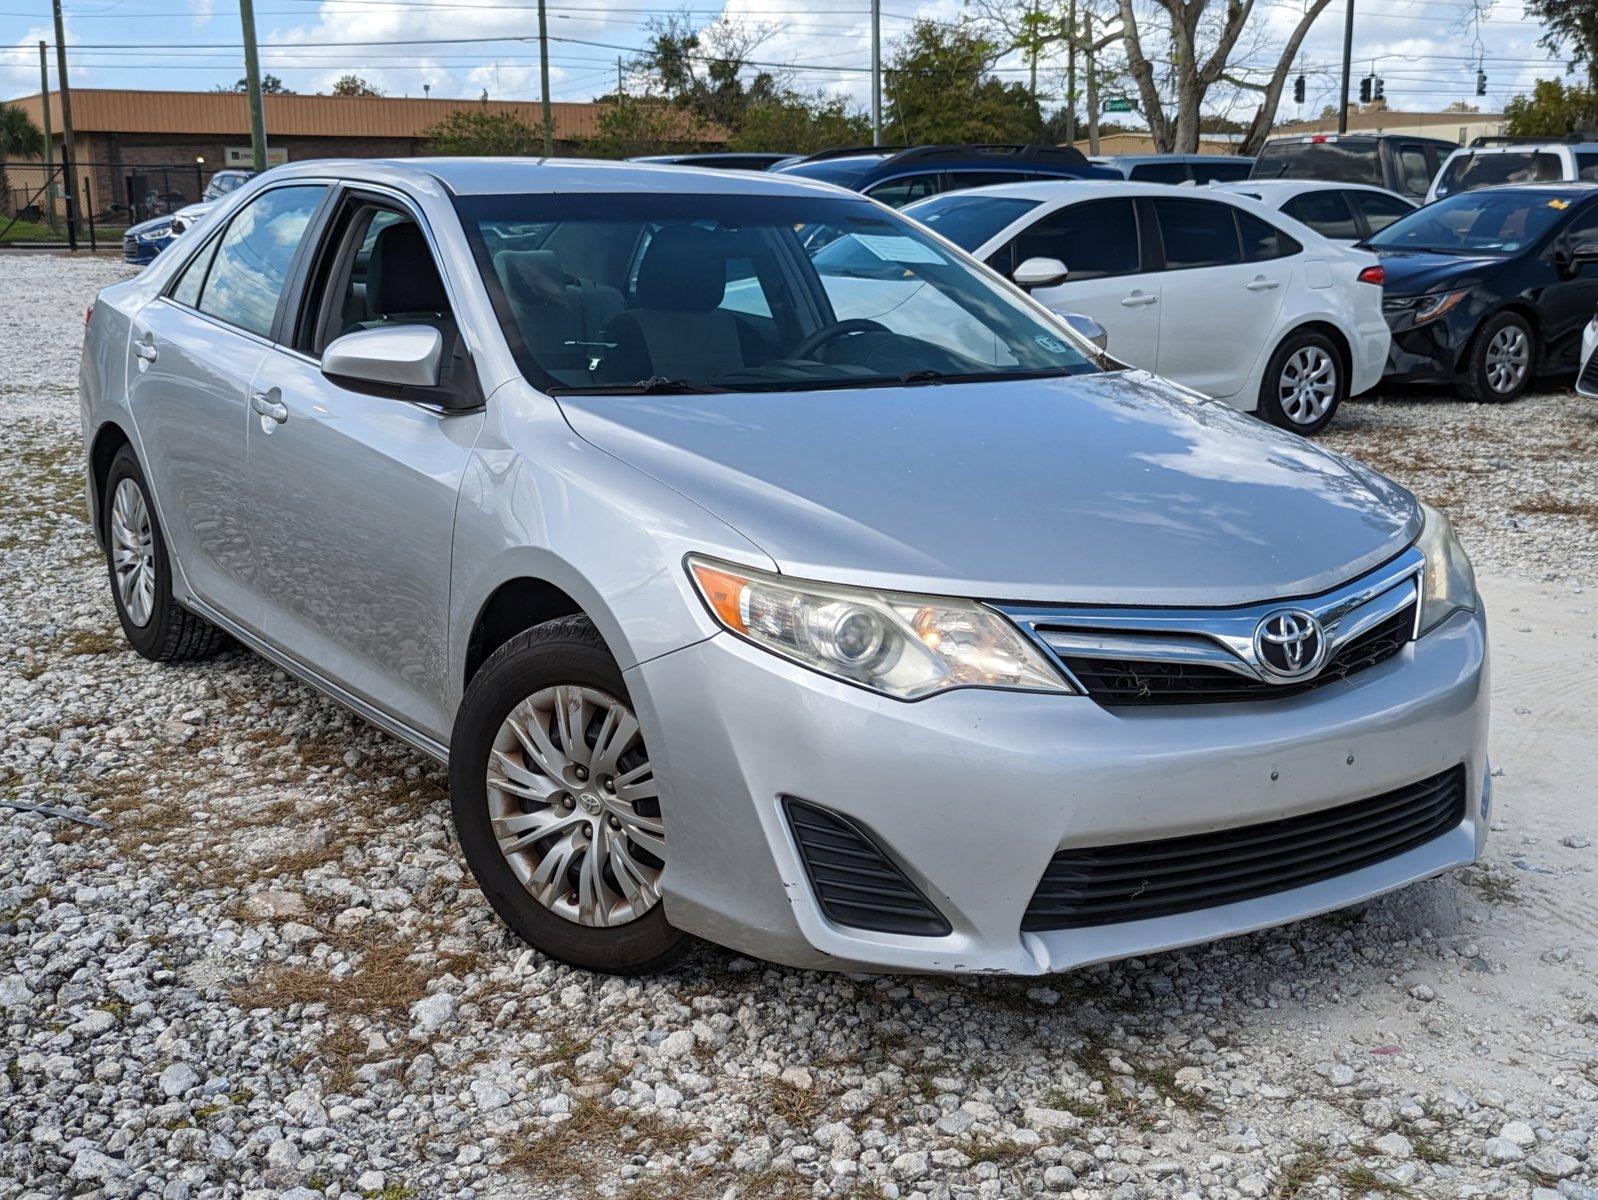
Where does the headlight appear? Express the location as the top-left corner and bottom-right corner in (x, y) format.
(1414, 501), (1477, 635)
(1409, 289), (1470, 326)
(687, 557), (1073, 700)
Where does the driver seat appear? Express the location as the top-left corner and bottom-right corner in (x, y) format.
(603, 226), (757, 382)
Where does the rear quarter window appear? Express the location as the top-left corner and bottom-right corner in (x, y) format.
(1253, 142), (1383, 187)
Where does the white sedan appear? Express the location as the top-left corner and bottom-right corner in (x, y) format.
(1211, 179), (1416, 243)
(906, 181), (1391, 434)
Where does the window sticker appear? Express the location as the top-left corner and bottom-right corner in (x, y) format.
(1034, 334), (1069, 353)
(1549, 199), (1571, 210)
(854, 234), (946, 264)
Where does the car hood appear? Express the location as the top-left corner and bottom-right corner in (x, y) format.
(1369, 248), (1502, 297)
(557, 371), (1420, 606)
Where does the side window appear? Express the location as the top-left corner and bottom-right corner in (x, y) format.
(1236, 210), (1299, 261)
(1281, 190), (1360, 240)
(197, 185), (326, 338)
(1348, 191), (1414, 235)
(1130, 161), (1191, 184)
(1395, 147), (1434, 198)
(1010, 199), (1140, 280)
(1153, 198), (1242, 270)
(865, 174), (941, 208)
(945, 171), (1027, 191)
(169, 235), (221, 308)
(720, 255), (773, 318)
(1192, 160), (1251, 184)
(1578, 153), (1598, 181)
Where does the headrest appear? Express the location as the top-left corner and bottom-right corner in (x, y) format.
(370, 221), (449, 315)
(634, 225), (732, 311)
(495, 248), (568, 306)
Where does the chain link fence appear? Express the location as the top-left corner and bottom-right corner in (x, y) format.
(2, 161), (210, 251)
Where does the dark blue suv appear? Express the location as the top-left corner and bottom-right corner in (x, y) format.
(771, 143), (1120, 206)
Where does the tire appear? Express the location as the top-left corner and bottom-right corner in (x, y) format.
(449, 615), (689, 975)
(101, 446), (226, 662)
(1257, 329), (1347, 435)
(1459, 311), (1534, 403)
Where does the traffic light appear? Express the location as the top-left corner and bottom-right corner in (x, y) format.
(1359, 75), (1372, 103)
(1477, 69), (1487, 96)
(1293, 74), (1305, 103)
(1373, 76), (1385, 102)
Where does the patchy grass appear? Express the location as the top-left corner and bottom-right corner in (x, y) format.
(1337, 1163), (1412, 1197)
(1275, 1142), (1335, 1199)
(763, 1078), (825, 1129)
(1514, 492), (1598, 526)
(1458, 867), (1520, 906)
(61, 626), (123, 656)
(233, 942), (432, 1016)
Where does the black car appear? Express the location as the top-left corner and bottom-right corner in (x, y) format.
(771, 144), (1120, 207)
(1366, 182), (1598, 401)
(628, 152), (796, 171)
(1252, 134), (1457, 202)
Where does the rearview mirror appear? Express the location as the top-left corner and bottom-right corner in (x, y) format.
(1059, 312), (1108, 351)
(1013, 256), (1069, 290)
(321, 325), (442, 391)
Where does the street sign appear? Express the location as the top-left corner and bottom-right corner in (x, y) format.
(1103, 97), (1134, 113)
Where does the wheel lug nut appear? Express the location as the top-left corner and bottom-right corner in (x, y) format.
(574, 765), (588, 781)
(608, 815), (621, 830)
(562, 795), (574, 809)
(566, 891), (578, 905)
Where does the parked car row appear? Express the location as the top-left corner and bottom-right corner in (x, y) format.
(81, 157), (1491, 978)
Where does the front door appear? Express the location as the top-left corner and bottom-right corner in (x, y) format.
(125, 183), (328, 615)
(243, 194), (483, 742)
(1539, 205), (1598, 370)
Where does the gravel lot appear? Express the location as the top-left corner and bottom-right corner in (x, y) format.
(2, 255), (1595, 1200)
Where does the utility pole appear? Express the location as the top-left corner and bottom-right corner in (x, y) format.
(38, 41), (57, 232)
(1065, 0), (1077, 146)
(1337, 0), (1354, 134)
(238, 0), (268, 171)
(1085, 10), (1100, 155)
(1028, 0), (1040, 141)
(49, 0), (78, 250)
(538, 0), (554, 156)
(870, 0), (882, 145)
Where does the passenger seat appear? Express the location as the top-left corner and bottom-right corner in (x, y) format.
(493, 249), (623, 372)
(362, 221), (455, 344)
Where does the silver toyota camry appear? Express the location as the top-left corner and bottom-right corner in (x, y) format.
(79, 159), (1489, 975)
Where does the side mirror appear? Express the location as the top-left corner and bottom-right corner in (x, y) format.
(1013, 256), (1069, 290)
(321, 325), (442, 391)
(1059, 312), (1108, 351)
(1570, 237), (1598, 264)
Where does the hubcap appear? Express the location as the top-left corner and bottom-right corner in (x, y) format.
(1278, 346), (1337, 426)
(1485, 325), (1529, 394)
(110, 478), (156, 627)
(486, 685), (664, 928)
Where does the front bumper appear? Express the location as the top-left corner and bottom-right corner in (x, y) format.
(628, 605), (1489, 974)
(1381, 305), (1478, 384)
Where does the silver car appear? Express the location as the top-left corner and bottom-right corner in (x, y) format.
(79, 159), (1489, 976)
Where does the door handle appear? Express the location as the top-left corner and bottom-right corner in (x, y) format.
(1120, 292), (1157, 308)
(1245, 277), (1280, 291)
(251, 391), (288, 424)
(133, 337), (158, 363)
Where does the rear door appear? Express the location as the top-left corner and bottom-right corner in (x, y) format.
(994, 197), (1161, 370)
(243, 187), (485, 743)
(1346, 189), (1414, 238)
(1150, 197), (1289, 397)
(1280, 189), (1361, 242)
(1390, 143), (1438, 200)
(126, 182), (328, 618)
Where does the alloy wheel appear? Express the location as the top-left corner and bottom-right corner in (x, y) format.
(486, 684), (664, 928)
(1485, 325), (1530, 394)
(1277, 346), (1337, 426)
(110, 477), (156, 627)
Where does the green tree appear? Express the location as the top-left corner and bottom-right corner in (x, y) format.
(215, 74), (294, 94)
(1523, 0), (1598, 97)
(329, 74), (383, 98)
(884, 21), (1039, 144)
(631, 11), (783, 130)
(726, 94), (869, 153)
(1503, 78), (1598, 136)
(0, 102), (44, 158)
(423, 107), (544, 155)
(579, 96), (710, 158)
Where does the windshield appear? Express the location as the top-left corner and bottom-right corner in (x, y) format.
(903, 193), (1041, 251)
(1252, 141), (1381, 186)
(455, 191), (1100, 395)
(1433, 151), (1562, 199)
(1367, 189), (1573, 255)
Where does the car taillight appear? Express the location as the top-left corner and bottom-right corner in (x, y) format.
(1357, 265), (1385, 286)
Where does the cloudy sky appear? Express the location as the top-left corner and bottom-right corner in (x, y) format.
(0, 0), (1578, 124)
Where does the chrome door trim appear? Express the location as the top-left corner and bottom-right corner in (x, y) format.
(183, 593), (450, 764)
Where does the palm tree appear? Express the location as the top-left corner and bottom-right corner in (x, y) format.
(0, 103), (44, 159)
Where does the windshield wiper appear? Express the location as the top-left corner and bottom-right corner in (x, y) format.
(549, 376), (726, 396)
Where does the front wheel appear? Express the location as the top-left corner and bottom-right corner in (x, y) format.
(1257, 330), (1346, 435)
(1459, 311), (1533, 403)
(449, 616), (689, 975)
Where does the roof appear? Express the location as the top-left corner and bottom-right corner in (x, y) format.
(1262, 131), (1457, 146)
(1213, 179), (1405, 195)
(1096, 154), (1253, 165)
(6, 88), (722, 145)
(261, 156), (844, 196)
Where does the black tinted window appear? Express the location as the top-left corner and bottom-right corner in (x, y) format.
(1192, 160), (1252, 183)
(1434, 151), (1562, 198)
(1253, 141), (1383, 187)
(1012, 199), (1141, 280)
(945, 171), (1028, 190)
(866, 174), (941, 208)
(1348, 191), (1413, 234)
(1154, 198), (1241, 269)
(1281, 190), (1360, 240)
(907, 194), (1041, 252)
(197, 186), (326, 337)
(1237, 209), (1298, 260)
(1129, 161), (1190, 184)
(1578, 153), (1598, 181)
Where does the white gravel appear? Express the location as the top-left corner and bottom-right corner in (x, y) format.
(2, 255), (1595, 1200)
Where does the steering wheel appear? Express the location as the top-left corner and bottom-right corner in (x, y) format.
(791, 318), (890, 361)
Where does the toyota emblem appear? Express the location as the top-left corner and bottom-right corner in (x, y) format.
(1254, 608), (1326, 680)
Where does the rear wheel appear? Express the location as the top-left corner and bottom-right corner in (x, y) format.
(101, 446), (225, 662)
(1257, 330), (1345, 435)
(1459, 311), (1533, 402)
(449, 616), (689, 975)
